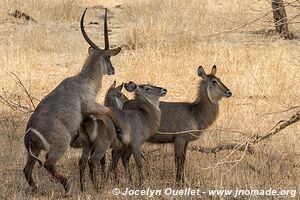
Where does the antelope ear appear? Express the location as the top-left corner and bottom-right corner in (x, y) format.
(106, 47), (121, 56)
(116, 83), (123, 91)
(124, 81), (137, 92)
(197, 66), (207, 80)
(109, 81), (116, 89)
(211, 65), (217, 75)
(88, 46), (95, 55)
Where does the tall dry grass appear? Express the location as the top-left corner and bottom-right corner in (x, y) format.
(0, 0), (299, 199)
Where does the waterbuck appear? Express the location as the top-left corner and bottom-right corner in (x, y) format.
(23, 8), (121, 193)
(79, 81), (167, 190)
(107, 65), (232, 184)
(104, 81), (129, 109)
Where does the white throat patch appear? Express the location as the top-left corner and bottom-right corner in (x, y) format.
(207, 88), (217, 104)
(116, 98), (123, 109)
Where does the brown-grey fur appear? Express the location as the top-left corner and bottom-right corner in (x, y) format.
(79, 81), (167, 191)
(78, 113), (122, 192)
(104, 81), (129, 109)
(107, 65), (232, 184)
(23, 8), (121, 193)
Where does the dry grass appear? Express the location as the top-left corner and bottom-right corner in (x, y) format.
(0, 0), (299, 199)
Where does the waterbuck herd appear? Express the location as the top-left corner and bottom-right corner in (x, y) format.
(23, 8), (232, 194)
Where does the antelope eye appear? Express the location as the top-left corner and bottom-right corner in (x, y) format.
(212, 80), (217, 84)
(144, 87), (150, 91)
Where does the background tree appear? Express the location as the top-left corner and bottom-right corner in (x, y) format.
(271, 0), (295, 39)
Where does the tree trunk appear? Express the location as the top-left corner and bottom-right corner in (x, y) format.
(271, 0), (294, 39)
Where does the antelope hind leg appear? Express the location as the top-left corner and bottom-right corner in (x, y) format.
(23, 148), (41, 192)
(44, 145), (70, 193)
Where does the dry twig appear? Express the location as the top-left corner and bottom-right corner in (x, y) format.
(192, 143), (255, 154)
(10, 72), (38, 109)
(0, 73), (39, 113)
(202, 0), (299, 38)
(252, 110), (300, 143)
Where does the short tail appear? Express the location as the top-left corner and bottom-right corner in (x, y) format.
(24, 128), (43, 165)
(84, 108), (122, 136)
(106, 111), (122, 136)
(82, 115), (123, 144)
(81, 115), (105, 142)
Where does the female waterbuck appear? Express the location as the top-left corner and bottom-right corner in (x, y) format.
(23, 8), (121, 193)
(107, 65), (232, 184)
(104, 81), (129, 109)
(79, 81), (167, 191)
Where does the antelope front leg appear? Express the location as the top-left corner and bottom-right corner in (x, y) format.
(110, 149), (124, 184)
(174, 139), (188, 185)
(131, 145), (144, 185)
(122, 147), (133, 182)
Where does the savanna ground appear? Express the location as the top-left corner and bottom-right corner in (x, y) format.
(0, 0), (299, 199)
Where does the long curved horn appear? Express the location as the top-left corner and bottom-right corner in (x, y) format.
(104, 8), (109, 50)
(80, 8), (99, 49)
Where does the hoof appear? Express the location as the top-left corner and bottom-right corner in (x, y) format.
(62, 193), (73, 198)
(116, 128), (123, 142)
(63, 181), (71, 194)
(116, 127), (122, 135)
(30, 185), (38, 193)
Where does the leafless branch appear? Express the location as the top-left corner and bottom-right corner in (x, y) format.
(0, 73), (40, 113)
(10, 72), (38, 109)
(191, 143), (255, 154)
(201, 141), (251, 170)
(0, 93), (33, 113)
(203, 0), (299, 38)
(252, 110), (300, 143)
(261, 105), (299, 115)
